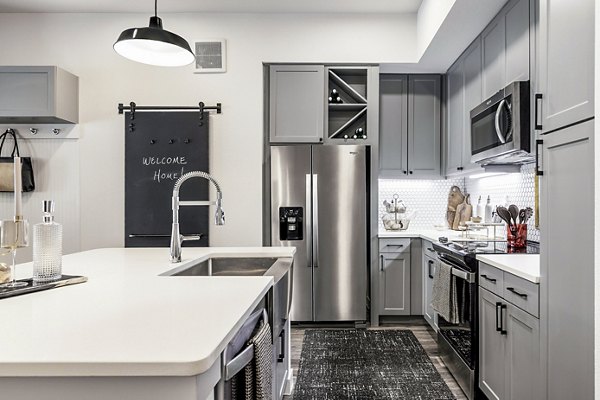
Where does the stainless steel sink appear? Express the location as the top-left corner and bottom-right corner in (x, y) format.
(161, 255), (294, 344)
(168, 257), (278, 277)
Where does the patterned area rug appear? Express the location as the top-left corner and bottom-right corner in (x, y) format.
(294, 329), (455, 400)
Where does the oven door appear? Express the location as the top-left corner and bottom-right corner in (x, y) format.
(436, 256), (477, 370)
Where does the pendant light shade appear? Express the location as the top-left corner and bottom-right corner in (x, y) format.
(114, 3), (195, 67)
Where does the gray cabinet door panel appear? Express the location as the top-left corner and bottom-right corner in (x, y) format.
(462, 39), (484, 172)
(269, 65), (324, 143)
(422, 255), (437, 329)
(407, 75), (441, 177)
(479, 288), (505, 400)
(540, 120), (594, 399)
(379, 74), (408, 177)
(504, 0), (530, 84)
(505, 303), (540, 400)
(538, 0), (594, 133)
(379, 251), (410, 315)
(446, 61), (464, 173)
(482, 17), (506, 99)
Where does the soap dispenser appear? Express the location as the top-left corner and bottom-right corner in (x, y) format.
(476, 196), (484, 219)
(33, 200), (62, 283)
(484, 195), (493, 223)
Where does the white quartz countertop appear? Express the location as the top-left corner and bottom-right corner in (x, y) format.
(476, 254), (541, 283)
(378, 228), (467, 244)
(0, 247), (295, 377)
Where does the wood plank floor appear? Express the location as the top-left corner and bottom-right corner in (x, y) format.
(283, 322), (468, 400)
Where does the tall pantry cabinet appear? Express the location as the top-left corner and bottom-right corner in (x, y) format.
(536, 0), (594, 398)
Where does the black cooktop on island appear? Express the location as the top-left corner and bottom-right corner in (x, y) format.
(432, 239), (540, 271)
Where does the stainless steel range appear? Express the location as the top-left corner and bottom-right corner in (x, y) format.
(432, 239), (540, 400)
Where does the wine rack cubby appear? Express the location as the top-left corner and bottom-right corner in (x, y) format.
(326, 68), (372, 142)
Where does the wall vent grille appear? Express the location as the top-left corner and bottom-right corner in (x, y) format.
(194, 39), (226, 73)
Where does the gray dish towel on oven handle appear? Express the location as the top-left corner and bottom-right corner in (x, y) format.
(432, 260), (459, 324)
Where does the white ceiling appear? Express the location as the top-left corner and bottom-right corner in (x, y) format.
(0, 0), (424, 14)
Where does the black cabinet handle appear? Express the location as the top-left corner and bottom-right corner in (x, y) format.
(427, 247), (434, 252)
(536, 139), (544, 176)
(507, 287), (528, 299)
(535, 93), (543, 130)
(481, 274), (497, 284)
(403, 170), (407, 174)
(457, 167), (463, 171)
(495, 302), (507, 335)
(495, 302), (502, 332)
(500, 303), (507, 335)
(409, 171), (413, 174)
(428, 260), (434, 279)
(277, 330), (285, 362)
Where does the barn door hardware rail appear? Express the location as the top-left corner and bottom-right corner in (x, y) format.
(118, 101), (222, 125)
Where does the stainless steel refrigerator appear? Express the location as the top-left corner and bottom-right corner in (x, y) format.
(270, 145), (368, 322)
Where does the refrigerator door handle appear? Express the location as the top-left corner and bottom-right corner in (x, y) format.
(305, 174), (312, 268)
(312, 174), (319, 268)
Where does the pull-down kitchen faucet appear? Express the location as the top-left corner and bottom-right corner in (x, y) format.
(170, 171), (225, 263)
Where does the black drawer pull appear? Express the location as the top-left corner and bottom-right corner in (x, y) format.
(507, 287), (528, 299)
(481, 274), (497, 283)
(428, 260), (434, 279)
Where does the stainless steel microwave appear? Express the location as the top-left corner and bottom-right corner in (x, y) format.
(470, 81), (532, 165)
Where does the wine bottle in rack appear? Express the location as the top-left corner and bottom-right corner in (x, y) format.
(329, 89), (343, 104)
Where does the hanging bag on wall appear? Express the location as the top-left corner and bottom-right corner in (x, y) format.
(0, 129), (35, 192)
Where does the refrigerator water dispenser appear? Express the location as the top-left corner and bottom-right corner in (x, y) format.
(279, 207), (303, 240)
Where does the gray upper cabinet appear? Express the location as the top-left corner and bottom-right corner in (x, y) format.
(379, 74), (441, 179)
(540, 119), (594, 399)
(462, 39), (484, 172)
(481, 16), (506, 99)
(446, 62), (464, 174)
(379, 75), (408, 175)
(504, 0), (531, 84)
(407, 75), (441, 177)
(269, 65), (325, 143)
(0, 66), (78, 123)
(481, 0), (532, 98)
(445, 46), (483, 176)
(537, 0), (594, 133)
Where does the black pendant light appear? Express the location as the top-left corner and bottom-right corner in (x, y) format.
(114, 0), (195, 67)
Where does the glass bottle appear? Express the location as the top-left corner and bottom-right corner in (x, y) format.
(33, 200), (62, 283)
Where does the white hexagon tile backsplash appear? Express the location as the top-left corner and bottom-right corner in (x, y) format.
(378, 163), (539, 242)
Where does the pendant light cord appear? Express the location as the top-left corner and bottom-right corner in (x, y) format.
(155, 0), (158, 17)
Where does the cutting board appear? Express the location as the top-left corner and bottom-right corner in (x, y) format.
(453, 194), (472, 230)
(446, 186), (465, 229)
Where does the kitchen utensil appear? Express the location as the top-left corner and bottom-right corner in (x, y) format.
(496, 206), (513, 226)
(524, 207), (533, 223)
(508, 204), (519, 226)
(518, 209), (526, 224)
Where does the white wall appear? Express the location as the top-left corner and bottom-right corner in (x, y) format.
(0, 12), (417, 254)
(417, 0), (456, 58)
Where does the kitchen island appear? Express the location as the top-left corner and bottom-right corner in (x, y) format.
(0, 247), (295, 400)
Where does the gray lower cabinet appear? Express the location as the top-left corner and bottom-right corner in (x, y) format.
(378, 239), (411, 316)
(422, 255), (438, 330)
(269, 65), (325, 143)
(479, 287), (540, 400)
(537, 0), (594, 133)
(0, 66), (78, 123)
(379, 75), (441, 179)
(540, 119), (594, 399)
(479, 288), (506, 400)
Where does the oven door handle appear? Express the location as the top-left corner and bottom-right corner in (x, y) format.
(494, 99), (508, 144)
(438, 258), (476, 284)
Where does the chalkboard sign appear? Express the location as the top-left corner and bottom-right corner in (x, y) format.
(125, 111), (209, 247)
